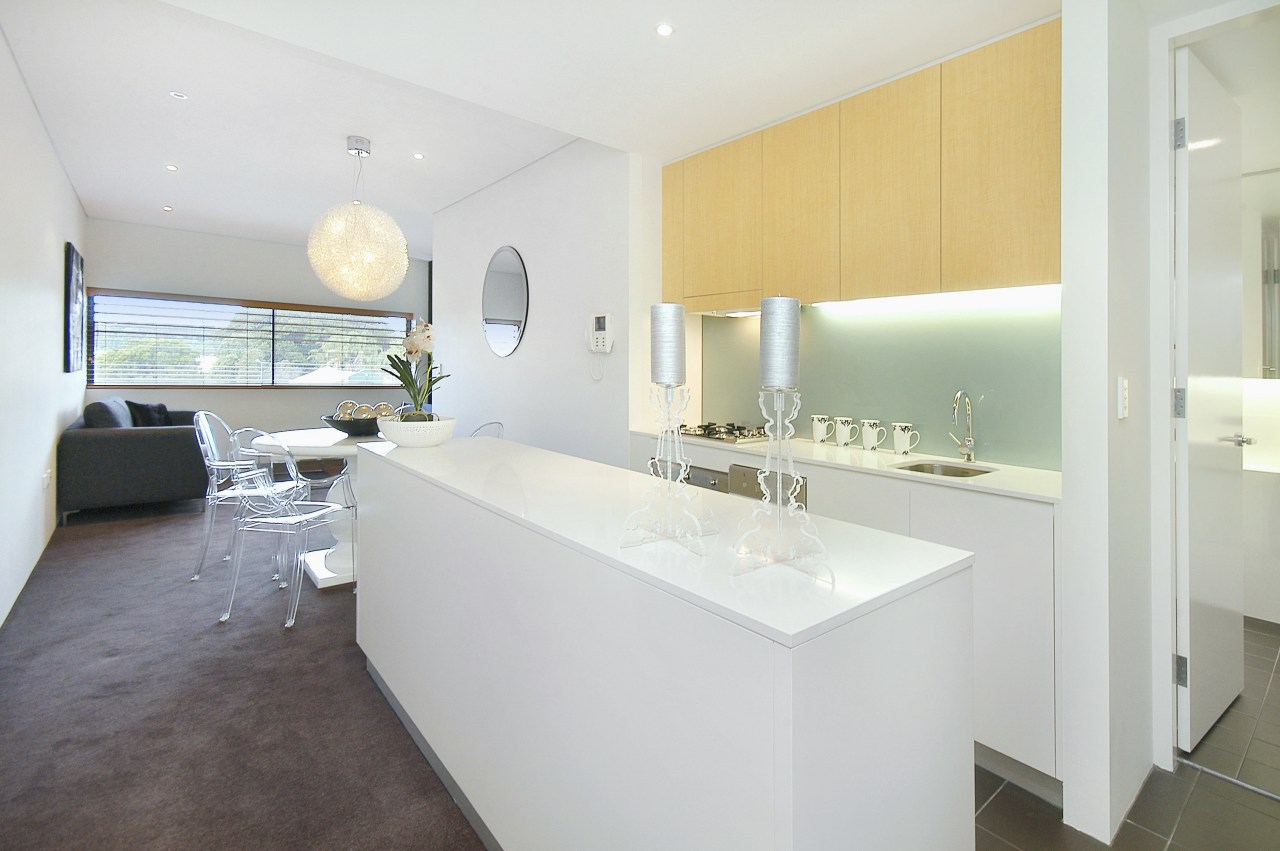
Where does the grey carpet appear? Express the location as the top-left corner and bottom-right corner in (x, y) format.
(0, 504), (485, 850)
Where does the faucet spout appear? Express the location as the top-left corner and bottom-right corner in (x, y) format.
(949, 390), (975, 462)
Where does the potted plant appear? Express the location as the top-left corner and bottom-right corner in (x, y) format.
(378, 321), (456, 446)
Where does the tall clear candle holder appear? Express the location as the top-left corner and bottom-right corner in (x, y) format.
(733, 297), (829, 582)
(620, 383), (717, 555)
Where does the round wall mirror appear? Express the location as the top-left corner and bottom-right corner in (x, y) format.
(481, 246), (528, 357)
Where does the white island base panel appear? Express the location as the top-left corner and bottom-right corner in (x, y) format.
(356, 440), (975, 851)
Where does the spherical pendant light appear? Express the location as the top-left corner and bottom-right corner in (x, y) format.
(307, 136), (409, 301)
(307, 201), (408, 301)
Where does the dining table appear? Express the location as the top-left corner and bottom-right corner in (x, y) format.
(250, 426), (388, 588)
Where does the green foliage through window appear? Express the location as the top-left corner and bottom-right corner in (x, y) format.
(88, 293), (411, 387)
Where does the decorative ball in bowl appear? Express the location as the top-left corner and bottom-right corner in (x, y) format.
(377, 415), (456, 447)
(321, 414), (381, 437)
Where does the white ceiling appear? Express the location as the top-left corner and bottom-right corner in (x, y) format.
(2, 0), (1275, 259)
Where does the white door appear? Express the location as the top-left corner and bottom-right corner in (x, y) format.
(1174, 47), (1245, 752)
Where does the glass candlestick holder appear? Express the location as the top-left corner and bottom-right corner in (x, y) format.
(733, 387), (828, 578)
(620, 384), (716, 555)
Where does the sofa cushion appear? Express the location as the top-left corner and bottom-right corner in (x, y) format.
(83, 397), (132, 428)
(126, 400), (172, 427)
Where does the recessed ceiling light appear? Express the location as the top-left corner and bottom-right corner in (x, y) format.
(168, 91), (188, 100)
(162, 206), (173, 212)
(412, 152), (424, 160)
(655, 22), (674, 38)
(164, 164), (178, 172)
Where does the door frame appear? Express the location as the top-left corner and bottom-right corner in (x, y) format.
(1147, 0), (1279, 772)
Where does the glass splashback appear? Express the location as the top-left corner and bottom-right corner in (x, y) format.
(701, 287), (1062, 470)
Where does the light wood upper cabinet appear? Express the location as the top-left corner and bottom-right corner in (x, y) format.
(661, 162), (684, 304)
(682, 133), (763, 304)
(941, 19), (1061, 290)
(841, 65), (941, 299)
(763, 105), (840, 304)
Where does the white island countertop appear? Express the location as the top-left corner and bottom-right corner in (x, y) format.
(360, 438), (972, 648)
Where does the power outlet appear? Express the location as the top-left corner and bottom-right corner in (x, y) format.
(1116, 377), (1130, 420)
(41, 469), (52, 490)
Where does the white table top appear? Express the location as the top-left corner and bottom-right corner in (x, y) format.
(359, 438), (974, 647)
(252, 427), (387, 458)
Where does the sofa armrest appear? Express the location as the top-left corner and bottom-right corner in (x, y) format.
(57, 425), (207, 513)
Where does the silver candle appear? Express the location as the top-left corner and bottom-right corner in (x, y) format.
(759, 296), (799, 389)
(650, 303), (686, 386)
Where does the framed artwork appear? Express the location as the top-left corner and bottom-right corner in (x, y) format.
(64, 242), (85, 373)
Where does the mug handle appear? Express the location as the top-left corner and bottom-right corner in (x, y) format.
(875, 426), (887, 446)
(909, 430), (920, 450)
(824, 421), (836, 440)
(850, 422), (860, 441)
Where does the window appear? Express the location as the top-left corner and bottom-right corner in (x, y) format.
(87, 290), (412, 387)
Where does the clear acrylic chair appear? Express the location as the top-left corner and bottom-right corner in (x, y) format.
(469, 421), (504, 438)
(191, 412), (304, 581)
(220, 428), (347, 629)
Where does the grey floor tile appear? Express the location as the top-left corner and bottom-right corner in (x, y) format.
(1111, 821), (1169, 851)
(1245, 642), (1278, 661)
(1230, 693), (1265, 718)
(1243, 680), (1269, 701)
(976, 825), (1019, 850)
(1172, 760), (1201, 783)
(1245, 616), (1280, 637)
(1124, 767), (1195, 837)
(1201, 722), (1254, 756)
(1172, 783), (1280, 850)
(1197, 772), (1280, 820)
(1213, 708), (1258, 735)
(976, 783), (1108, 850)
(1258, 701), (1280, 726)
(1246, 738), (1280, 771)
(1239, 759), (1280, 797)
(1253, 718), (1280, 747)
(1186, 740), (1245, 777)
(1245, 653), (1274, 673)
(976, 765), (1004, 813)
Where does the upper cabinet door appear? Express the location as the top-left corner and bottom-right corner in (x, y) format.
(662, 162), (685, 304)
(763, 105), (840, 304)
(941, 19), (1061, 290)
(841, 66), (942, 300)
(682, 133), (763, 302)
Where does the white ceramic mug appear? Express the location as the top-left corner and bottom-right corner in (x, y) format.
(834, 416), (859, 447)
(860, 418), (887, 451)
(892, 422), (921, 455)
(811, 415), (836, 444)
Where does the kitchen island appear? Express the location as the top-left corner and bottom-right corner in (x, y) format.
(356, 438), (975, 850)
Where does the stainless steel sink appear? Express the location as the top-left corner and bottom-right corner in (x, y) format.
(893, 461), (994, 478)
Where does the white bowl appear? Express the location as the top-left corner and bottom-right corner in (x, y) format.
(376, 415), (456, 448)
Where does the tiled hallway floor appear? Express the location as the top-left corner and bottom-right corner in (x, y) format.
(975, 617), (1280, 849)
(1184, 617), (1280, 795)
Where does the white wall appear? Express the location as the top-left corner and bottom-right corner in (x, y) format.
(1060, 0), (1153, 840)
(83, 218), (429, 431)
(0, 35), (87, 624)
(431, 140), (636, 465)
(1105, 0), (1155, 830)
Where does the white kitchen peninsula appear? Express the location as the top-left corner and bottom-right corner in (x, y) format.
(356, 438), (975, 851)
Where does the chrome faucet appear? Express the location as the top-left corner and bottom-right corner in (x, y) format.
(949, 390), (975, 462)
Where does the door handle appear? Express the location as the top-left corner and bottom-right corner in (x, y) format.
(1229, 434), (1255, 447)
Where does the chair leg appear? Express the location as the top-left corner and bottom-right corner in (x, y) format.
(191, 497), (220, 581)
(219, 525), (247, 624)
(285, 529), (308, 629)
(275, 535), (288, 587)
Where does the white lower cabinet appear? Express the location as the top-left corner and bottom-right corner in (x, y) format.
(909, 486), (1057, 778)
(800, 464), (911, 535)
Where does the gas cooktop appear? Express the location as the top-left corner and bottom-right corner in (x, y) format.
(679, 423), (770, 444)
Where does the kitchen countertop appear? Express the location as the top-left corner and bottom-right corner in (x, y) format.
(360, 437), (973, 647)
(632, 430), (1062, 503)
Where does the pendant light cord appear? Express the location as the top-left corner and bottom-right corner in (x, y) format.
(351, 155), (365, 204)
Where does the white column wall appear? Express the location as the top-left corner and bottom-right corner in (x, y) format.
(430, 140), (634, 466)
(83, 218), (430, 432)
(0, 34), (87, 625)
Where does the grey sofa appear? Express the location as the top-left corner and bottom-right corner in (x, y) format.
(56, 397), (207, 523)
